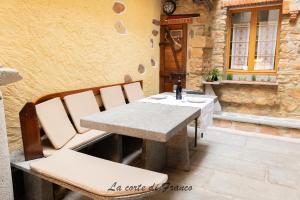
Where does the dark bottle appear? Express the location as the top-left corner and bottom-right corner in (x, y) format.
(176, 78), (182, 100)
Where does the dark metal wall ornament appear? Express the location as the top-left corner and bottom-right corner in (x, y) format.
(163, 0), (177, 15)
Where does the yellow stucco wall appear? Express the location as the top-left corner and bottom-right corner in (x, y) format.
(0, 0), (161, 151)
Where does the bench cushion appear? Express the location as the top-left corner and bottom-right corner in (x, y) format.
(36, 98), (77, 149)
(42, 130), (108, 157)
(30, 150), (168, 197)
(123, 82), (144, 103)
(100, 85), (126, 110)
(64, 91), (100, 133)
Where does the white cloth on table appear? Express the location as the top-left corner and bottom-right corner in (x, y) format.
(139, 95), (214, 130)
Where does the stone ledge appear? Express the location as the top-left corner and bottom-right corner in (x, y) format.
(203, 80), (278, 86)
(214, 112), (300, 130)
(213, 118), (300, 138)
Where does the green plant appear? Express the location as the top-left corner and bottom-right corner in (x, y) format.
(206, 72), (213, 82)
(252, 75), (256, 81)
(211, 68), (220, 81)
(226, 74), (233, 80)
(206, 68), (220, 82)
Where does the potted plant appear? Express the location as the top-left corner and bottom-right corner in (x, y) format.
(252, 75), (256, 81)
(206, 68), (220, 82)
(226, 74), (233, 80)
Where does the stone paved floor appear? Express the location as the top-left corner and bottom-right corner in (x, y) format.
(64, 127), (300, 200)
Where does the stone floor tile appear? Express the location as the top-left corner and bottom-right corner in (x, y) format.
(204, 128), (247, 146)
(197, 140), (244, 159)
(241, 149), (300, 171)
(191, 152), (266, 181)
(268, 167), (300, 189)
(166, 166), (214, 187)
(246, 137), (300, 156)
(206, 171), (300, 200)
(146, 187), (234, 200)
(62, 128), (300, 200)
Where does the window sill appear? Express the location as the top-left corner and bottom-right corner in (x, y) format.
(226, 70), (277, 75)
(202, 80), (278, 86)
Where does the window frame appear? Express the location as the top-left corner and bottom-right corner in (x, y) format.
(226, 5), (282, 75)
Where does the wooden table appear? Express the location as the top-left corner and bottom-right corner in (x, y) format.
(81, 94), (215, 172)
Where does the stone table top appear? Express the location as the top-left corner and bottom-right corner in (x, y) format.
(81, 102), (201, 142)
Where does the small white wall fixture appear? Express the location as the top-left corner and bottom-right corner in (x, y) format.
(0, 66), (22, 200)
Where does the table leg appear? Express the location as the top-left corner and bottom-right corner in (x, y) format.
(167, 127), (190, 171)
(111, 134), (123, 163)
(194, 118), (198, 148)
(143, 140), (166, 172)
(143, 127), (190, 172)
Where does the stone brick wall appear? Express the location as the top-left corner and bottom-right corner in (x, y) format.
(210, 0), (300, 119)
(277, 14), (300, 118)
(186, 15), (213, 91)
(211, 0), (228, 74)
(162, 0), (214, 91)
(213, 84), (280, 116)
(171, 0), (300, 119)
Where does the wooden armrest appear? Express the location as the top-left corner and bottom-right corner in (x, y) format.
(19, 102), (43, 161)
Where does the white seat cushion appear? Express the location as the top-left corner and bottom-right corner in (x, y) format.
(36, 98), (76, 149)
(100, 85), (126, 110)
(64, 91), (100, 133)
(42, 130), (108, 157)
(31, 149), (168, 197)
(123, 82), (144, 103)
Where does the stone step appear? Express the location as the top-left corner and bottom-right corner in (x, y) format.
(213, 112), (300, 138)
(214, 112), (300, 129)
(207, 126), (300, 145)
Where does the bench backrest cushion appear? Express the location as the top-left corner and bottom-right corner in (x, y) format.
(35, 98), (76, 149)
(100, 85), (126, 110)
(64, 91), (100, 133)
(123, 82), (144, 103)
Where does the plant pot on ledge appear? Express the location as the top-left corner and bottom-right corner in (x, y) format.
(206, 68), (220, 82)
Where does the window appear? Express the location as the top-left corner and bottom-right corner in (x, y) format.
(227, 6), (281, 74)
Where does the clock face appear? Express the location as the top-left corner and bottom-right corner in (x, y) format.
(163, 1), (176, 15)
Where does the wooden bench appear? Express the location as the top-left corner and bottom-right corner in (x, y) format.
(15, 80), (170, 199)
(28, 149), (167, 199)
(19, 80), (143, 161)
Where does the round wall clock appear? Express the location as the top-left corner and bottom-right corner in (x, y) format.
(163, 0), (176, 16)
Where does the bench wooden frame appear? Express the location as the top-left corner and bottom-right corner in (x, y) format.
(19, 80), (143, 161)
